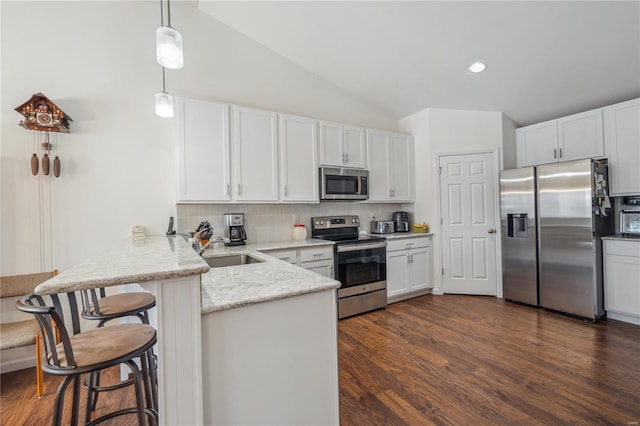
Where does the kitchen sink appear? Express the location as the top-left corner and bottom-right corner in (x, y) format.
(204, 254), (264, 268)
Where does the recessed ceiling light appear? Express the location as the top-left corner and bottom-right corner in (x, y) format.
(467, 62), (486, 74)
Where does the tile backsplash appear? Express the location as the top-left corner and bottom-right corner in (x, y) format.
(177, 203), (412, 243)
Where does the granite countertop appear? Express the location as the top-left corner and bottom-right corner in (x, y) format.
(35, 235), (209, 295)
(199, 238), (334, 255)
(363, 232), (434, 240)
(200, 250), (340, 314)
(602, 234), (640, 242)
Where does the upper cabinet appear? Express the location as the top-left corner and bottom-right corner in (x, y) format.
(176, 97), (231, 202)
(516, 109), (604, 168)
(232, 106), (279, 202)
(279, 114), (319, 203)
(319, 121), (366, 169)
(366, 130), (414, 202)
(604, 98), (640, 196)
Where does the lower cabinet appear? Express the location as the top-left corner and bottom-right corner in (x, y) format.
(261, 246), (334, 278)
(386, 236), (432, 303)
(604, 239), (640, 325)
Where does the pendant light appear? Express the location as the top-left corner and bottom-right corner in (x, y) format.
(155, 67), (174, 118)
(156, 0), (183, 70)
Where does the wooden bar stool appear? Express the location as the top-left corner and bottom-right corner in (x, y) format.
(17, 292), (158, 426)
(79, 287), (157, 412)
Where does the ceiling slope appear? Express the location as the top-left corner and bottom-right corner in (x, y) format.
(198, 1), (640, 126)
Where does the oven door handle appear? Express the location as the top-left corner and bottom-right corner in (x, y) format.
(337, 242), (387, 253)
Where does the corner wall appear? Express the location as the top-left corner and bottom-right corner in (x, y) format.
(399, 108), (507, 294)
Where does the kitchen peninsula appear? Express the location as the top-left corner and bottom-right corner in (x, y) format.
(34, 235), (341, 425)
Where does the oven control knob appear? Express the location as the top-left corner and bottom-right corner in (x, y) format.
(321, 221), (324, 225)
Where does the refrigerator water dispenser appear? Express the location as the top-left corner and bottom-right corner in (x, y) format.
(507, 214), (529, 239)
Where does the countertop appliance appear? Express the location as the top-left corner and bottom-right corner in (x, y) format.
(311, 215), (387, 319)
(620, 210), (640, 235)
(392, 211), (410, 232)
(224, 213), (247, 246)
(500, 159), (614, 319)
(319, 167), (369, 201)
(370, 220), (394, 234)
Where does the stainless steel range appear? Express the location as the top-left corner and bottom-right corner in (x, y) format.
(311, 215), (387, 319)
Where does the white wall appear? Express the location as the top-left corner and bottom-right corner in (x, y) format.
(0, 1), (398, 275)
(399, 108), (506, 294)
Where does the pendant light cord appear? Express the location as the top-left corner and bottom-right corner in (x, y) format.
(167, 0), (172, 27)
(159, 0), (164, 26)
(162, 67), (167, 93)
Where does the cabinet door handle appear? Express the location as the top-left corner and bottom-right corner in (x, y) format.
(284, 185), (288, 196)
(345, 153), (349, 163)
(226, 184), (230, 196)
(238, 184), (242, 196)
(559, 148), (563, 158)
(553, 149), (557, 159)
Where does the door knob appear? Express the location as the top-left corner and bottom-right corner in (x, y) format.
(488, 228), (496, 234)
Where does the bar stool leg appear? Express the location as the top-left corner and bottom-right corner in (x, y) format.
(52, 376), (74, 426)
(126, 360), (147, 426)
(71, 375), (82, 426)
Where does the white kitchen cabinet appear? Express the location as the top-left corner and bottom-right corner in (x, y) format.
(557, 109), (604, 162)
(603, 98), (640, 196)
(516, 120), (558, 167)
(603, 239), (640, 325)
(279, 114), (319, 203)
(516, 110), (604, 168)
(233, 106), (279, 202)
(261, 245), (334, 278)
(176, 98), (231, 202)
(386, 236), (432, 303)
(366, 130), (414, 202)
(319, 121), (366, 169)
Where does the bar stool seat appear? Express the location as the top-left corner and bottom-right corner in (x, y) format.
(84, 293), (156, 318)
(46, 323), (156, 371)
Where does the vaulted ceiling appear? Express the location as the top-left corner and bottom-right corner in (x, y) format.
(198, 1), (640, 126)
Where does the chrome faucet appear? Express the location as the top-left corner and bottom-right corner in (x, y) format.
(193, 237), (225, 255)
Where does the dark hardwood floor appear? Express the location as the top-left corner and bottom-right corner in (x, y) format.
(339, 295), (640, 425)
(2, 295), (639, 425)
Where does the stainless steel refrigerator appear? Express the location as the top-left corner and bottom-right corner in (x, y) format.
(500, 159), (614, 319)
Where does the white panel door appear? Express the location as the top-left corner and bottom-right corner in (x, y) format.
(439, 152), (497, 295)
(557, 109), (604, 162)
(176, 98), (230, 201)
(319, 121), (343, 167)
(233, 106), (279, 201)
(279, 114), (318, 203)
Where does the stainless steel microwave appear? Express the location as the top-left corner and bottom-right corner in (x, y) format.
(319, 167), (369, 201)
(620, 210), (640, 235)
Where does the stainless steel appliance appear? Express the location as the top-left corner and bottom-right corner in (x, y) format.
(392, 211), (410, 233)
(223, 213), (247, 246)
(620, 211), (640, 235)
(311, 215), (387, 319)
(500, 159), (614, 319)
(319, 167), (369, 201)
(370, 220), (394, 234)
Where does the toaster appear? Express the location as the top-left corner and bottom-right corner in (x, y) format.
(370, 220), (394, 234)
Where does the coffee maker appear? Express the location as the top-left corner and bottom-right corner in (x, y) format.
(223, 213), (247, 246)
(392, 211), (410, 233)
